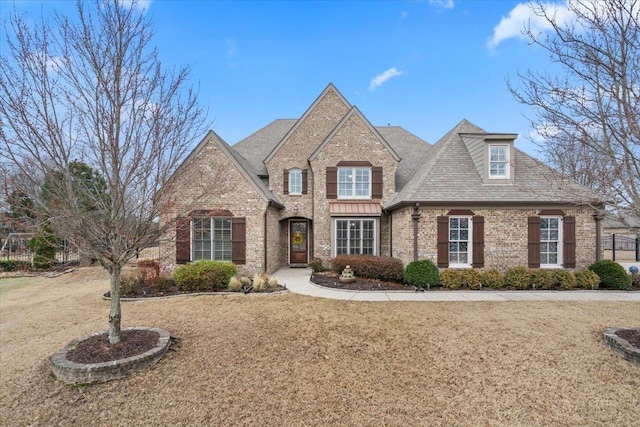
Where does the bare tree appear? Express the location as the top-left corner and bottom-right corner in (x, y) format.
(509, 0), (639, 226)
(0, 0), (209, 343)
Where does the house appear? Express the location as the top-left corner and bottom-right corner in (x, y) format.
(159, 83), (603, 274)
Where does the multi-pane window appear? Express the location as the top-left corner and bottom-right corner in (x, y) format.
(449, 217), (471, 266)
(289, 168), (302, 195)
(338, 167), (371, 198)
(192, 218), (232, 261)
(540, 217), (561, 266)
(489, 145), (509, 178)
(335, 219), (375, 255)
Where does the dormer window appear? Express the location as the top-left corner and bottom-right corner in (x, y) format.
(288, 168), (302, 195)
(489, 145), (509, 179)
(338, 166), (371, 199)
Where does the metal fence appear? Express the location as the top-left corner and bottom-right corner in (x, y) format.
(604, 234), (639, 261)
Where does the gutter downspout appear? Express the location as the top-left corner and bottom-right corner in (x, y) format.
(594, 211), (604, 262)
(264, 202), (270, 274)
(411, 203), (421, 261)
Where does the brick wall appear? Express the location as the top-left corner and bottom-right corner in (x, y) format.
(391, 206), (599, 269)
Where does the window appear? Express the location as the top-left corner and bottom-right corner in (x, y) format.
(192, 218), (232, 261)
(449, 217), (472, 267)
(489, 145), (509, 178)
(289, 168), (302, 195)
(540, 217), (562, 267)
(338, 167), (371, 199)
(335, 219), (376, 255)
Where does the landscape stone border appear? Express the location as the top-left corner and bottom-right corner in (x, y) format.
(602, 327), (640, 365)
(51, 326), (171, 385)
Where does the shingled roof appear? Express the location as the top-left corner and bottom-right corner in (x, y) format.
(385, 119), (601, 209)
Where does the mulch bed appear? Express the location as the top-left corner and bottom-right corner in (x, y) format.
(616, 328), (640, 348)
(311, 271), (412, 291)
(66, 329), (160, 364)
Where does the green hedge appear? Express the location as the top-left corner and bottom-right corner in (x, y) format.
(403, 259), (440, 288)
(172, 260), (237, 292)
(589, 260), (631, 290)
(0, 260), (31, 271)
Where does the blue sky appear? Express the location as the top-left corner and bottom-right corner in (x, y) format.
(1, 0), (571, 158)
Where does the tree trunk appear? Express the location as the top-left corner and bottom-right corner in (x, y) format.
(108, 263), (123, 344)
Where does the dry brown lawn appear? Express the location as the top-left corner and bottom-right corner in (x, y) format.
(1, 267), (639, 426)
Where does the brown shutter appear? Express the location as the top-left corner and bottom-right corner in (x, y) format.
(563, 216), (576, 268)
(371, 166), (383, 199)
(437, 216), (449, 268)
(472, 216), (484, 268)
(528, 216), (541, 268)
(283, 169), (289, 194)
(231, 217), (246, 265)
(176, 217), (191, 264)
(302, 169), (308, 195)
(326, 167), (337, 199)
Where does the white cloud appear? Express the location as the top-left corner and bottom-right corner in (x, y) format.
(369, 68), (404, 92)
(428, 0), (455, 9)
(488, 2), (574, 48)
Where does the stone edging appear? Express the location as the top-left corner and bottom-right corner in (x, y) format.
(50, 326), (171, 385)
(602, 327), (640, 365)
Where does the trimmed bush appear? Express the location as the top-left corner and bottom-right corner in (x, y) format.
(481, 268), (504, 289)
(403, 259), (440, 288)
(331, 255), (403, 282)
(589, 260), (631, 290)
(440, 269), (462, 289)
(504, 267), (530, 290)
(552, 270), (577, 290)
(461, 269), (482, 289)
(529, 269), (553, 290)
(574, 269), (600, 289)
(309, 257), (324, 272)
(172, 260), (237, 292)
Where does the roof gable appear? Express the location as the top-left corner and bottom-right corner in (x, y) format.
(264, 83), (351, 164)
(308, 106), (401, 162)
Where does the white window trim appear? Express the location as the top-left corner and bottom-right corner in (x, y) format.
(288, 168), (302, 195)
(540, 216), (563, 268)
(488, 144), (510, 179)
(190, 217), (233, 262)
(332, 217), (378, 257)
(337, 166), (372, 199)
(449, 216), (473, 268)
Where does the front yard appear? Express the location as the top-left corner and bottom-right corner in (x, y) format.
(0, 268), (639, 426)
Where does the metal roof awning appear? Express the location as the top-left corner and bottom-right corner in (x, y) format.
(329, 202), (382, 216)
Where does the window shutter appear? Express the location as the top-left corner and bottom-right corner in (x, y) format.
(302, 169), (308, 194)
(371, 166), (383, 199)
(231, 217), (246, 265)
(283, 169), (289, 195)
(528, 216), (541, 268)
(437, 216), (449, 268)
(563, 216), (576, 268)
(326, 167), (337, 199)
(472, 216), (484, 268)
(176, 217), (191, 264)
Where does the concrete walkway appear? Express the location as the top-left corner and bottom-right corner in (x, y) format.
(275, 267), (640, 302)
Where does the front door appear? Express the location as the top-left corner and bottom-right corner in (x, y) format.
(289, 220), (308, 264)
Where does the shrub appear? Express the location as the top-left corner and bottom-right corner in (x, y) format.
(240, 276), (251, 287)
(551, 270), (577, 290)
(528, 269), (553, 290)
(504, 267), (530, 290)
(152, 276), (173, 293)
(253, 274), (266, 291)
(172, 260), (237, 292)
(440, 269), (462, 289)
(228, 276), (242, 291)
(331, 255), (403, 282)
(632, 272), (640, 288)
(309, 257), (324, 272)
(137, 259), (160, 286)
(481, 268), (504, 289)
(268, 276), (279, 288)
(461, 269), (482, 289)
(574, 269), (600, 289)
(120, 271), (142, 295)
(589, 260), (631, 290)
(403, 259), (440, 288)
(28, 222), (57, 269)
(0, 260), (30, 272)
